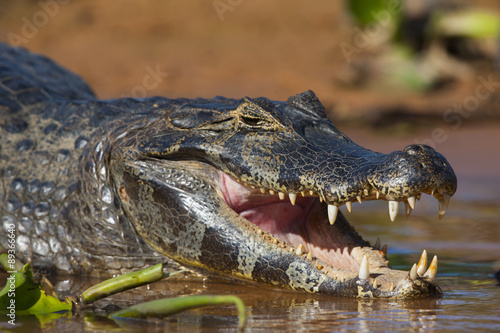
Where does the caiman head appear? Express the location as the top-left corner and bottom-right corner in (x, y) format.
(110, 90), (457, 298)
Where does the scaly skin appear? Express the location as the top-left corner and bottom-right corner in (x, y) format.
(0, 44), (456, 297)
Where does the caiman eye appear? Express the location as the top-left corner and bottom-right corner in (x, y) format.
(239, 115), (275, 130)
(237, 97), (281, 131)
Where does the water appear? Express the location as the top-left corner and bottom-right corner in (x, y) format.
(1, 126), (499, 332)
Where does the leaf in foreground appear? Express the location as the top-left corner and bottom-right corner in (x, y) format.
(0, 263), (72, 314)
(110, 294), (247, 332)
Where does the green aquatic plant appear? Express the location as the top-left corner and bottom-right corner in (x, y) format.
(0, 249), (247, 331)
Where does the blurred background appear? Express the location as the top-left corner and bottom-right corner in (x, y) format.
(1, 0), (499, 263)
(1, 0), (499, 265)
(1, 1), (499, 331)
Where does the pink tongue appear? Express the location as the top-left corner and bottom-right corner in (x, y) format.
(219, 172), (363, 271)
(240, 203), (308, 233)
(220, 173), (312, 233)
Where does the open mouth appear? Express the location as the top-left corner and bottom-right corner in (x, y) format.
(217, 170), (444, 295)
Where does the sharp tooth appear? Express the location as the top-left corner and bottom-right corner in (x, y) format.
(389, 282), (394, 292)
(278, 192), (285, 200)
(364, 189), (369, 196)
(372, 279), (378, 289)
(269, 190), (275, 195)
(443, 193), (451, 209)
(438, 192), (451, 219)
(409, 263), (418, 280)
(260, 188), (266, 194)
(374, 238), (381, 250)
(376, 191), (380, 199)
(289, 193), (297, 205)
(359, 255), (369, 280)
(431, 188), (435, 195)
(388, 201), (399, 222)
(345, 201), (352, 213)
(295, 244), (303, 256)
(328, 204), (339, 225)
(417, 249), (428, 276)
(423, 255), (438, 282)
(381, 244), (387, 256)
(309, 190), (315, 196)
(408, 196), (416, 210)
(356, 195), (362, 204)
(404, 202), (412, 217)
(301, 191), (306, 197)
(438, 199), (447, 219)
(306, 252), (313, 261)
(319, 196), (324, 203)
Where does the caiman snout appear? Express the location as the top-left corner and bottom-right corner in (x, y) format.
(401, 144), (457, 196)
(359, 144), (457, 222)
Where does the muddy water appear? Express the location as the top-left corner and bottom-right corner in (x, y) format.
(2, 124), (500, 332)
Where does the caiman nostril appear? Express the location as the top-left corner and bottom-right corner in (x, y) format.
(404, 144), (436, 156)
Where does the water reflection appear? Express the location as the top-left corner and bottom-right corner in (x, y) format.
(29, 277), (448, 332)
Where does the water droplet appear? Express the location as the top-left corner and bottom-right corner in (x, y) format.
(49, 237), (62, 253)
(11, 178), (26, 191)
(19, 217), (33, 233)
(22, 200), (35, 214)
(95, 141), (103, 156)
(54, 186), (68, 201)
(28, 179), (41, 193)
(103, 207), (116, 225)
(102, 186), (112, 204)
(50, 207), (60, 222)
(2, 215), (15, 231)
(55, 254), (71, 271)
(75, 136), (89, 149)
(34, 202), (50, 217)
(16, 235), (30, 252)
(35, 220), (48, 235)
(32, 238), (49, 256)
(99, 165), (107, 181)
(41, 181), (55, 195)
(6, 195), (20, 212)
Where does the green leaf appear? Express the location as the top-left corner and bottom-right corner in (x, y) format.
(0, 246), (24, 272)
(347, 0), (402, 27)
(81, 263), (186, 304)
(0, 264), (72, 314)
(111, 295), (247, 332)
(432, 10), (500, 38)
(1, 264), (39, 311)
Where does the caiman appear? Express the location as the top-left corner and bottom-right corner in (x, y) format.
(0, 43), (457, 298)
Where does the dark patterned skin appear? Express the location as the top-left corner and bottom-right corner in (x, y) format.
(0, 44), (456, 297)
